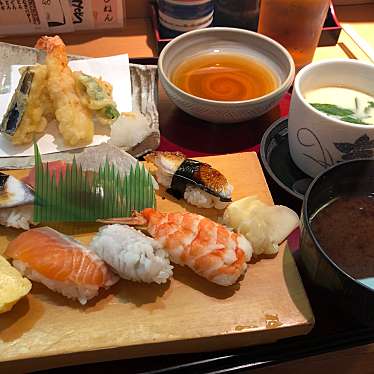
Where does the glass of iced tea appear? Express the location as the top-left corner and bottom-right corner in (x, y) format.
(258, 0), (330, 71)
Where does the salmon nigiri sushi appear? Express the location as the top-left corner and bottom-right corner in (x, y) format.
(5, 227), (119, 304)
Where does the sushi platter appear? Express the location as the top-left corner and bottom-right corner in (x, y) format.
(0, 152), (313, 371)
(0, 36), (313, 372)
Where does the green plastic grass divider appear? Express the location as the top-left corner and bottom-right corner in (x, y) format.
(33, 143), (155, 222)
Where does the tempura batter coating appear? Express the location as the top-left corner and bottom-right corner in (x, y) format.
(74, 71), (119, 126)
(11, 65), (52, 145)
(35, 36), (94, 146)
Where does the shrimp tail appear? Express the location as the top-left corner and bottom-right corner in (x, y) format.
(97, 211), (148, 226)
(35, 36), (65, 53)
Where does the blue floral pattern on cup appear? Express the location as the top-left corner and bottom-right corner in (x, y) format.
(297, 128), (374, 169)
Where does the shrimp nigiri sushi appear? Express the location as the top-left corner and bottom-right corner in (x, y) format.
(100, 208), (252, 286)
(144, 152), (233, 209)
(5, 227), (119, 304)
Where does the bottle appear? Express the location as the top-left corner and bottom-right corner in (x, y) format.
(214, 0), (259, 31)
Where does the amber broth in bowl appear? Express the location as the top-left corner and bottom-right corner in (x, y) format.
(171, 53), (279, 102)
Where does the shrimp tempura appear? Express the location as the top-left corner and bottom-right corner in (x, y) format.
(35, 36), (94, 146)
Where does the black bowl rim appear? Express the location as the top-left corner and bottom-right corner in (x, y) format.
(303, 158), (374, 294)
(260, 116), (304, 201)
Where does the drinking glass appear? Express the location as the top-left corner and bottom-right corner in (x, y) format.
(258, 0), (330, 71)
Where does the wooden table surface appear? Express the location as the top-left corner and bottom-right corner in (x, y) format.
(1, 3), (374, 373)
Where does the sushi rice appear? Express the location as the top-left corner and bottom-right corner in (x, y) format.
(184, 185), (233, 209)
(90, 224), (173, 284)
(13, 260), (102, 305)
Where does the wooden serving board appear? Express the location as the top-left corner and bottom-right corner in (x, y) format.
(0, 152), (314, 372)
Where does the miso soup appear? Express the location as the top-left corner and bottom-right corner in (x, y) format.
(311, 195), (374, 280)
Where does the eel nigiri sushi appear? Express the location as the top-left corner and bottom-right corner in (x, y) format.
(99, 208), (252, 286)
(5, 227), (119, 304)
(144, 152), (233, 209)
(90, 224), (173, 284)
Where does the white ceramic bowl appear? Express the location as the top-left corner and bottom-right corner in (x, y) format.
(158, 27), (295, 123)
(288, 59), (374, 178)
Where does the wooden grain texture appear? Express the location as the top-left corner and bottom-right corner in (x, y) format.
(0, 152), (314, 372)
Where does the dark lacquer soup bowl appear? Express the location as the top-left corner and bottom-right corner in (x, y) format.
(300, 158), (374, 326)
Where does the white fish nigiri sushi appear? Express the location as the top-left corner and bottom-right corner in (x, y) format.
(90, 224), (173, 284)
(5, 227), (119, 304)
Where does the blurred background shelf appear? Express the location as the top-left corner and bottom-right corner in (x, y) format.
(1, 1), (373, 63)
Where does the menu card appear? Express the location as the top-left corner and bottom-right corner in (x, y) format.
(0, 0), (125, 36)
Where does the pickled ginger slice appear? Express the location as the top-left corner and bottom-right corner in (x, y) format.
(223, 196), (299, 256)
(0, 255), (31, 314)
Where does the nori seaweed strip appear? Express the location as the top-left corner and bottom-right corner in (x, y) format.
(169, 159), (231, 202)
